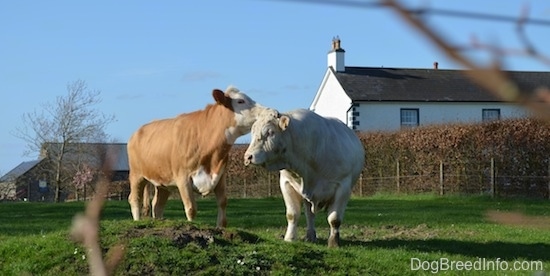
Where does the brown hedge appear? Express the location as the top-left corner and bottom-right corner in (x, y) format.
(226, 118), (550, 198)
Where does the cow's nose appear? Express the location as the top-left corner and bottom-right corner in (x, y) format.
(244, 154), (252, 166)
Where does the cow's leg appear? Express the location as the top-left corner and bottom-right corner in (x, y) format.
(280, 176), (302, 242)
(327, 209), (341, 248)
(128, 173), (147, 221)
(326, 183), (352, 248)
(213, 174), (228, 228)
(177, 177), (197, 221)
(303, 200), (317, 242)
(141, 183), (152, 218)
(152, 186), (170, 219)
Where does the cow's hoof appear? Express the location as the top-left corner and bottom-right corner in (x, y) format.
(327, 233), (340, 248)
(305, 233), (317, 243)
(305, 237), (317, 242)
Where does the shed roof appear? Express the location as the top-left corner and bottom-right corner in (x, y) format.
(335, 67), (550, 102)
(40, 143), (128, 172)
(0, 159), (43, 182)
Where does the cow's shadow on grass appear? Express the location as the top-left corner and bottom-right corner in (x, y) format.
(339, 238), (550, 261)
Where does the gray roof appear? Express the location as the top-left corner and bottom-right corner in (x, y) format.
(41, 143), (128, 172)
(101, 143), (129, 171)
(0, 159), (43, 182)
(336, 67), (550, 102)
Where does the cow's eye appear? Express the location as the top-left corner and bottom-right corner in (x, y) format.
(237, 99), (245, 104)
(261, 128), (271, 139)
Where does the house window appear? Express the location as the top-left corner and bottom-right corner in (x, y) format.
(482, 109), (500, 122)
(38, 180), (47, 188)
(38, 179), (48, 193)
(401, 108), (419, 128)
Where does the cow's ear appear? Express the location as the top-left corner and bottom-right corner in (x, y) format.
(212, 89), (227, 105)
(279, 115), (290, 131)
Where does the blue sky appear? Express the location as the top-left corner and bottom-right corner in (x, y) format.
(1, 0), (549, 175)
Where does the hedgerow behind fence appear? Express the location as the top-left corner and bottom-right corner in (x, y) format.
(225, 118), (550, 199)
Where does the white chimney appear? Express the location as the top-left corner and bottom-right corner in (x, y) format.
(327, 36), (345, 72)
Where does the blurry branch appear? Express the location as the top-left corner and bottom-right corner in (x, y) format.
(277, 0), (550, 119)
(382, 0), (550, 120)
(468, 5), (550, 67)
(371, 0), (550, 228)
(408, 5), (550, 26)
(380, 0), (550, 233)
(515, 4), (550, 66)
(275, 0), (550, 25)
(70, 155), (124, 276)
(279, 0), (550, 230)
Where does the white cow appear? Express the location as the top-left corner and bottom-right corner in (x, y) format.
(244, 108), (365, 247)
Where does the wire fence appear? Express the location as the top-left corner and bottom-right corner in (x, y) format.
(56, 158), (550, 202)
(224, 158), (550, 199)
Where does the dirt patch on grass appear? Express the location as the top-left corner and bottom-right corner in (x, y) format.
(486, 210), (550, 230)
(124, 224), (262, 248)
(353, 223), (440, 241)
(380, 223), (439, 240)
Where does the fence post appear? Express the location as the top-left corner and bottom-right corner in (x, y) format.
(547, 161), (550, 200)
(359, 173), (363, 197)
(490, 158), (495, 198)
(439, 160), (444, 196)
(267, 172), (271, 197)
(227, 175), (231, 198)
(396, 160), (400, 194)
(243, 178), (247, 198)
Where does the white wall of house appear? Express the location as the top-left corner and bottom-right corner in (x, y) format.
(354, 101), (530, 132)
(310, 70), (352, 125)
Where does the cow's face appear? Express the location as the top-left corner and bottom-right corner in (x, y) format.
(213, 86), (267, 142)
(244, 109), (289, 171)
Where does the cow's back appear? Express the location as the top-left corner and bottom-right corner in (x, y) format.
(128, 105), (234, 184)
(128, 117), (177, 183)
(286, 109), (364, 179)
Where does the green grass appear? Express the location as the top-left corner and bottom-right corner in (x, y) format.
(1, 195), (549, 275)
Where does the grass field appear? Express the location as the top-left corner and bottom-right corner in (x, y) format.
(0, 194), (549, 275)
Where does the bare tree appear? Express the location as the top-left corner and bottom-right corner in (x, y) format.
(0, 182), (17, 201)
(14, 80), (115, 202)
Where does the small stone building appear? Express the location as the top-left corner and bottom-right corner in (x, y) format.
(0, 143), (129, 202)
(0, 159), (53, 201)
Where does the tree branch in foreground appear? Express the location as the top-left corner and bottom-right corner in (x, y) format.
(70, 158), (124, 276)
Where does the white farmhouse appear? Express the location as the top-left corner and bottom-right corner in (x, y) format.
(310, 37), (548, 131)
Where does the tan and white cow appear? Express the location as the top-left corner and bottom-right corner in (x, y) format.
(244, 108), (365, 247)
(127, 86), (266, 227)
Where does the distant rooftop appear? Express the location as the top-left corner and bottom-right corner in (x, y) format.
(40, 142), (129, 171)
(0, 159), (43, 182)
